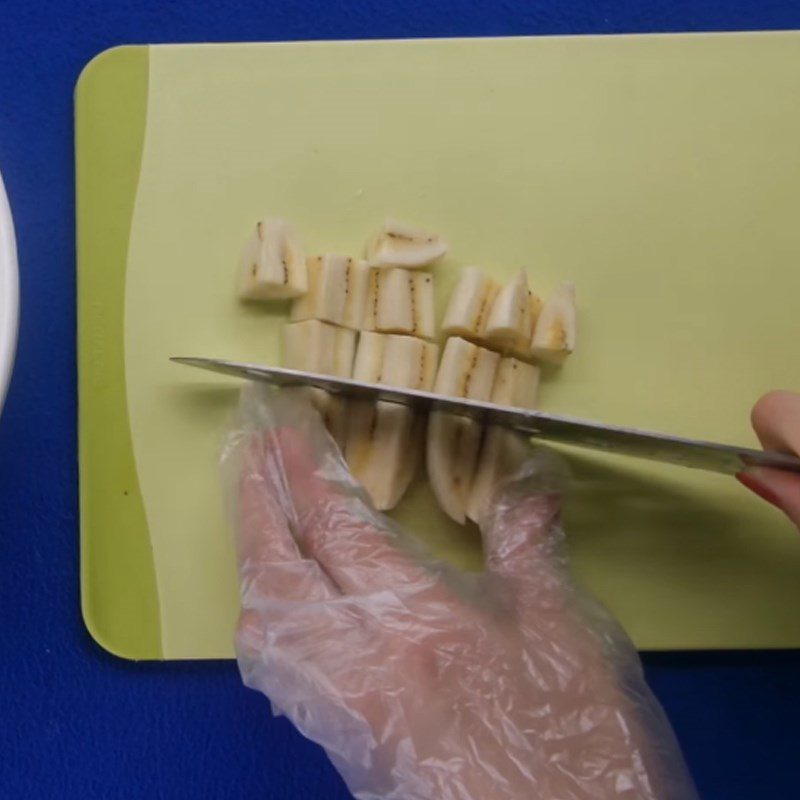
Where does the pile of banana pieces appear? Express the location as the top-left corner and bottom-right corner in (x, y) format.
(238, 217), (576, 524)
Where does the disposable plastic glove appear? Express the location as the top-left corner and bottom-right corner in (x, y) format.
(221, 384), (699, 800)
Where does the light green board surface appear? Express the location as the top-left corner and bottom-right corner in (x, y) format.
(77, 34), (800, 660)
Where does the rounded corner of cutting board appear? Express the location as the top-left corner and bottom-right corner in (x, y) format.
(75, 45), (149, 100)
(81, 591), (162, 662)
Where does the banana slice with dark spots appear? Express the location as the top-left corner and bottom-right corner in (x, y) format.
(238, 217), (307, 300)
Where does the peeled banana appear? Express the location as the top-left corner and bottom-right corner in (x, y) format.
(365, 218), (448, 268)
(290, 254), (369, 330)
(441, 267), (499, 342)
(363, 267), (435, 339)
(530, 282), (577, 364)
(345, 332), (439, 510)
(466, 358), (540, 523)
(426, 337), (500, 523)
(238, 217), (307, 300)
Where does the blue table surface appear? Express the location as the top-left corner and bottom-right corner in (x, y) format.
(2, 2), (800, 798)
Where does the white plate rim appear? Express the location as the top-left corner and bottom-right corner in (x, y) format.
(0, 170), (19, 413)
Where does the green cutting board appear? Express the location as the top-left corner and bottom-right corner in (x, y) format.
(77, 35), (800, 660)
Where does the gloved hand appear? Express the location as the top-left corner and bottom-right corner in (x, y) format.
(221, 384), (699, 800)
(740, 390), (800, 529)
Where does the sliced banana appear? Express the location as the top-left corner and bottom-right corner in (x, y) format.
(441, 267), (500, 342)
(265, 219), (576, 520)
(363, 267), (435, 339)
(365, 218), (448, 268)
(529, 282), (576, 364)
(488, 355), (541, 409)
(409, 272), (436, 340)
(392, 413), (426, 504)
(238, 217), (307, 300)
(426, 337), (500, 523)
(350, 329), (386, 383)
(346, 333), (440, 510)
(290, 254), (369, 330)
(283, 320), (356, 447)
(467, 358), (540, 523)
(283, 319), (356, 377)
(363, 268), (410, 335)
(484, 269), (534, 355)
(346, 403), (417, 510)
(430, 336), (499, 399)
(351, 330), (438, 391)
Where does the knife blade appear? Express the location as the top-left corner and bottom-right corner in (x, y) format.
(171, 357), (800, 476)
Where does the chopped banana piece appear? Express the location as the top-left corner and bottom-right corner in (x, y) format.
(363, 267), (435, 339)
(441, 266), (500, 342)
(365, 218), (447, 268)
(431, 335), (499, 399)
(382, 332), (439, 391)
(290, 254), (369, 330)
(346, 402), (417, 510)
(489, 356), (540, 409)
(346, 332), (440, 510)
(238, 217), (307, 299)
(283, 320), (356, 448)
(409, 272), (436, 340)
(530, 282), (576, 364)
(467, 358), (540, 523)
(283, 319), (356, 377)
(484, 269), (534, 354)
(426, 337), (500, 523)
(371, 268), (412, 334)
(352, 331), (439, 390)
(351, 330), (386, 382)
(393, 414), (426, 503)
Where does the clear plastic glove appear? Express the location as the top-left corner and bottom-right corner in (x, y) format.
(221, 384), (699, 800)
(739, 390), (800, 529)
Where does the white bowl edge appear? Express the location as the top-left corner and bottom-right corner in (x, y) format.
(0, 171), (19, 414)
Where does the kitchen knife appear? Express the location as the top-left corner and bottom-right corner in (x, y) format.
(171, 357), (800, 476)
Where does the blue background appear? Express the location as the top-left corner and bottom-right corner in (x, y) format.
(1, 2), (800, 797)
